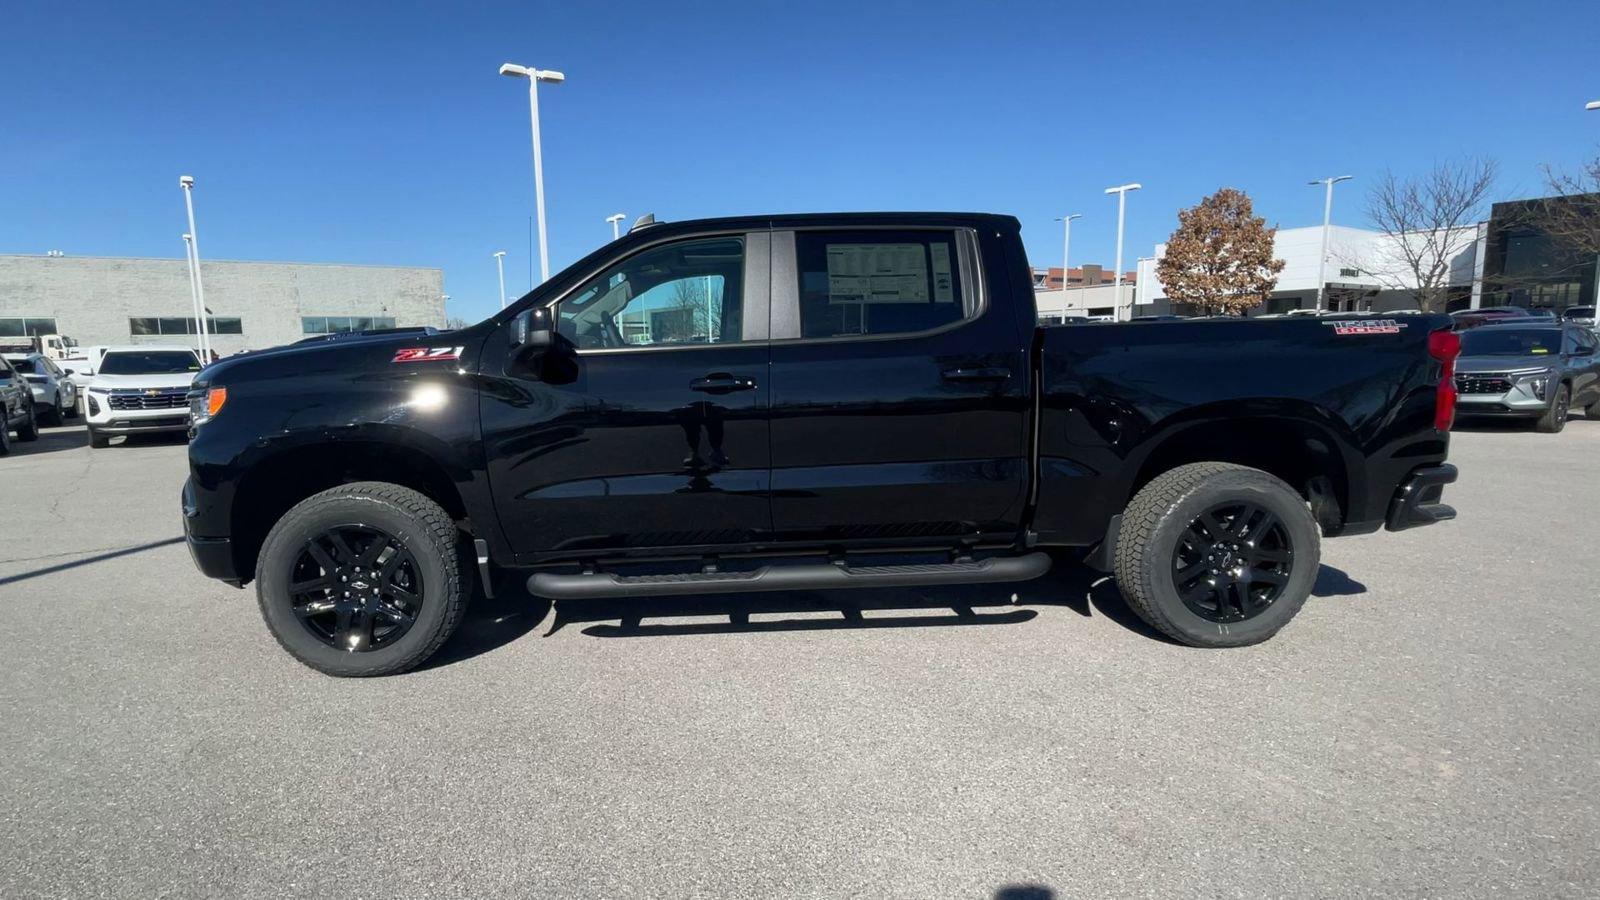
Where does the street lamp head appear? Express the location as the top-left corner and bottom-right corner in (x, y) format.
(534, 69), (565, 84)
(1587, 100), (1600, 111)
(606, 213), (626, 223)
(179, 175), (194, 187)
(492, 250), (506, 259)
(499, 63), (530, 78)
(1055, 213), (1082, 222)
(1104, 183), (1141, 194)
(182, 233), (192, 242)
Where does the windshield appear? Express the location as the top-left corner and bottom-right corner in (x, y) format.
(3, 356), (40, 375)
(1459, 329), (1561, 357)
(97, 351), (201, 375)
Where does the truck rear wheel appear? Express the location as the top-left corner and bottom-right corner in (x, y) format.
(1113, 462), (1320, 648)
(255, 481), (467, 677)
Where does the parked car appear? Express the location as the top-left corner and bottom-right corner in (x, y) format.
(58, 345), (110, 378)
(0, 355), (41, 453)
(2, 352), (78, 425)
(1450, 306), (1532, 330)
(182, 211), (1461, 677)
(82, 347), (203, 448)
(1454, 321), (1600, 432)
(1562, 306), (1597, 328)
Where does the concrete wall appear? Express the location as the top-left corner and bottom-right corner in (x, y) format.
(0, 255), (445, 356)
(1032, 283), (1133, 318)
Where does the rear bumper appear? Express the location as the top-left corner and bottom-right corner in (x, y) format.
(1385, 464), (1458, 532)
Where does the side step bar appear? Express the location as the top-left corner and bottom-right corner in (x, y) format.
(527, 552), (1053, 601)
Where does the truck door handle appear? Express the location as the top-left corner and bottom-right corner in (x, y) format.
(689, 373), (757, 394)
(941, 367), (1011, 384)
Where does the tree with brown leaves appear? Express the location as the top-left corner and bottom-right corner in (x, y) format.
(1157, 188), (1285, 316)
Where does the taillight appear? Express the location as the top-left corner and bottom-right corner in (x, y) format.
(1428, 328), (1460, 432)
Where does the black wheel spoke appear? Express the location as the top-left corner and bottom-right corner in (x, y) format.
(1175, 500), (1294, 624)
(287, 525), (422, 653)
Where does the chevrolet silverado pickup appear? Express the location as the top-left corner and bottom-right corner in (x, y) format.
(182, 212), (1461, 676)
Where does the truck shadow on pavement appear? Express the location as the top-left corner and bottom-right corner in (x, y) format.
(423, 557), (1367, 667)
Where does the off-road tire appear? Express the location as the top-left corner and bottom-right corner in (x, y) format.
(87, 427), (111, 449)
(1535, 384), (1570, 433)
(1113, 462), (1320, 648)
(255, 481), (467, 677)
(14, 400), (38, 442)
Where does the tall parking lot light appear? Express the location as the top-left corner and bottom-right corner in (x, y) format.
(499, 62), (565, 284)
(1309, 175), (1354, 312)
(182, 234), (204, 354)
(1054, 213), (1082, 320)
(492, 251), (508, 309)
(1104, 183), (1141, 321)
(607, 213), (626, 240)
(179, 176), (211, 360)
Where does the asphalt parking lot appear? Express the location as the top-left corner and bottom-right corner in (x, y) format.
(2, 420), (1597, 898)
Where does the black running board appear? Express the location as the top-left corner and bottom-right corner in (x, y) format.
(526, 552), (1053, 601)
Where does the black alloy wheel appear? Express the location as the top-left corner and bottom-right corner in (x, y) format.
(1171, 501), (1294, 623)
(288, 525), (424, 652)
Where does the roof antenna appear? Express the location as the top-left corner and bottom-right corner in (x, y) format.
(629, 213), (659, 233)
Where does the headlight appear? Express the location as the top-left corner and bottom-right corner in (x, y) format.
(189, 386), (227, 425)
(1512, 369), (1552, 400)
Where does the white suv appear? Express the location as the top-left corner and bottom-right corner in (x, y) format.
(83, 347), (203, 448)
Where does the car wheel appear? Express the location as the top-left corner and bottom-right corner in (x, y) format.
(0, 410), (11, 455)
(14, 400), (39, 442)
(87, 427), (111, 449)
(1113, 462), (1320, 648)
(40, 394), (63, 427)
(1586, 399), (1600, 421)
(254, 481), (467, 677)
(1535, 383), (1570, 433)
(63, 392), (78, 419)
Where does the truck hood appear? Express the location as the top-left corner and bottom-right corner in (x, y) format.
(86, 372), (199, 391)
(1455, 355), (1556, 374)
(196, 329), (471, 385)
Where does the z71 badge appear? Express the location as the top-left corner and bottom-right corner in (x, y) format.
(1323, 319), (1407, 336)
(392, 346), (463, 363)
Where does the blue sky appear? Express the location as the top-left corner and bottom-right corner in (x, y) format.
(3, 0), (1597, 324)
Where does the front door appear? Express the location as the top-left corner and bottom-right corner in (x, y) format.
(764, 226), (1031, 545)
(481, 232), (773, 560)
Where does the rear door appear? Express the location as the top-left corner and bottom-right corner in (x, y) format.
(481, 230), (775, 560)
(763, 226), (1031, 545)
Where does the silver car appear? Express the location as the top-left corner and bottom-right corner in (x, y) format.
(1, 353), (79, 426)
(1454, 322), (1600, 433)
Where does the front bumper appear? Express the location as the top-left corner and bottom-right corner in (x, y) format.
(1386, 464), (1458, 532)
(182, 478), (242, 585)
(92, 416), (191, 434)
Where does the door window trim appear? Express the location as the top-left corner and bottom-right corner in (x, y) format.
(535, 230), (770, 356)
(768, 226), (987, 345)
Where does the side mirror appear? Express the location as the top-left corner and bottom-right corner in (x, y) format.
(513, 306), (554, 362)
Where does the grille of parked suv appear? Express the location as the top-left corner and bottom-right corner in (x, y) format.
(1454, 373), (1512, 395)
(107, 388), (190, 410)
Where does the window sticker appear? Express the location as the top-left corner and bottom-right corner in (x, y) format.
(930, 242), (954, 303)
(826, 243), (929, 305)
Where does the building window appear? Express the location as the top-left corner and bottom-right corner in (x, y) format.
(129, 316), (243, 336)
(0, 317), (60, 337)
(301, 316), (397, 335)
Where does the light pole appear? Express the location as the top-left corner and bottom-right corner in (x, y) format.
(499, 62), (565, 284)
(1309, 175), (1353, 312)
(492, 251), (508, 309)
(1104, 183), (1141, 321)
(181, 234), (204, 355)
(1054, 213), (1081, 319)
(606, 213), (626, 240)
(179, 176), (211, 360)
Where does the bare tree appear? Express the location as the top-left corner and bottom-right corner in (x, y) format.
(666, 278), (718, 342)
(1539, 153), (1600, 257)
(444, 315), (470, 330)
(1156, 187), (1284, 316)
(1363, 158), (1498, 312)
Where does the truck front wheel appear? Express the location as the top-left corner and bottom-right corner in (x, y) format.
(255, 481), (468, 677)
(1113, 462), (1320, 648)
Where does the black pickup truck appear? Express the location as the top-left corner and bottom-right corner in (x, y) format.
(183, 212), (1460, 676)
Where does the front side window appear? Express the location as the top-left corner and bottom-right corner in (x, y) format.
(794, 230), (970, 338)
(97, 351), (202, 375)
(555, 237), (745, 350)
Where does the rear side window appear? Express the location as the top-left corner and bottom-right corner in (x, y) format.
(794, 230), (970, 338)
(5, 356), (40, 375)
